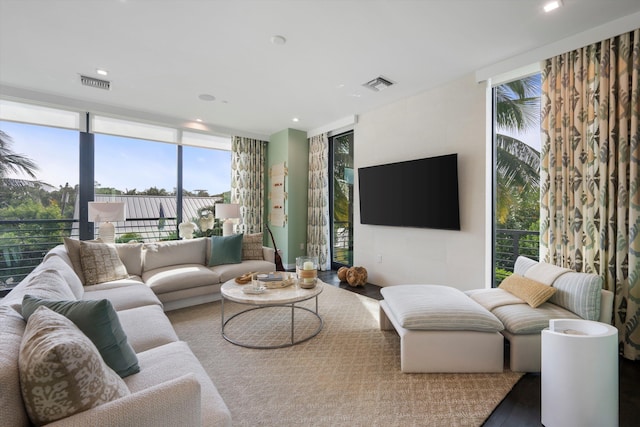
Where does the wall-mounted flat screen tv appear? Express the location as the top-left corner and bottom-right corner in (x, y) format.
(358, 153), (460, 230)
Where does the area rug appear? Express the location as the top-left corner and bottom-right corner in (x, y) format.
(167, 283), (522, 426)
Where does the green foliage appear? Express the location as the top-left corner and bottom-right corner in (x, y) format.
(160, 231), (179, 241)
(0, 199), (70, 285)
(116, 232), (144, 243)
(0, 198), (63, 220)
(495, 75), (542, 232)
(95, 187), (124, 195)
(494, 268), (512, 286)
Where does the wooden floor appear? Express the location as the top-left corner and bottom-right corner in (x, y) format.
(319, 270), (640, 427)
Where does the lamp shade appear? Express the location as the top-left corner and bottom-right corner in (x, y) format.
(215, 203), (240, 219)
(88, 202), (126, 222)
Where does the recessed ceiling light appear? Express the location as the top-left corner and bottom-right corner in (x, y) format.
(292, 117), (299, 123)
(543, 0), (562, 13)
(96, 68), (108, 76)
(270, 35), (287, 45)
(198, 94), (216, 101)
(196, 118), (203, 122)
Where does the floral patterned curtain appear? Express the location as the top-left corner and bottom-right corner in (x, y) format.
(231, 136), (267, 234)
(307, 133), (330, 271)
(540, 29), (640, 360)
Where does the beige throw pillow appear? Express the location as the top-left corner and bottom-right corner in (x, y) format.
(242, 232), (264, 260)
(19, 306), (130, 426)
(499, 273), (557, 308)
(79, 241), (128, 286)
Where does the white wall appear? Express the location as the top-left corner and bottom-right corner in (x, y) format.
(354, 72), (487, 291)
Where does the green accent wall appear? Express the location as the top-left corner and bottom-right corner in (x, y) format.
(267, 128), (308, 268)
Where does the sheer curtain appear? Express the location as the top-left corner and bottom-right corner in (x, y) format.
(540, 29), (639, 360)
(307, 133), (330, 271)
(230, 136), (267, 234)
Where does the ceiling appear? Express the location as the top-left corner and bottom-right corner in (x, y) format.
(1, 0), (640, 139)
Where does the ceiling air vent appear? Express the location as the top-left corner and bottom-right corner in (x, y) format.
(80, 75), (111, 90)
(362, 76), (394, 92)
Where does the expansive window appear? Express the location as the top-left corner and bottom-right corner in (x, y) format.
(493, 74), (542, 285)
(0, 120), (79, 287)
(329, 131), (354, 268)
(0, 103), (232, 289)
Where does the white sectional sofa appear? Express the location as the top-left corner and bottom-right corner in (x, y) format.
(467, 256), (614, 372)
(379, 256), (614, 373)
(0, 235), (276, 426)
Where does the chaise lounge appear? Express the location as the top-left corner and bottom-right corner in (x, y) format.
(379, 256), (614, 373)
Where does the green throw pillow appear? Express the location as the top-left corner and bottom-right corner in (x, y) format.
(21, 295), (140, 378)
(208, 234), (244, 266)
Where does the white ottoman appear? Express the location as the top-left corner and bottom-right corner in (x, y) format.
(379, 285), (505, 373)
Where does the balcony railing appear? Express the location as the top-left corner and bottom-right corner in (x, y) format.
(333, 221), (353, 266)
(0, 217), (185, 290)
(1, 219), (538, 292)
(495, 228), (539, 286)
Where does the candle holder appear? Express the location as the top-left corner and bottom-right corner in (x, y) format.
(296, 256), (318, 289)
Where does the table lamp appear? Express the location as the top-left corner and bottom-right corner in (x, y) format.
(215, 203), (240, 236)
(88, 201), (126, 243)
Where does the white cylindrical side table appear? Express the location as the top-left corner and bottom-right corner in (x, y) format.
(541, 319), (618, 427)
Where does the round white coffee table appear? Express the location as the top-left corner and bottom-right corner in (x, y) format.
(220, 278), (323, 349)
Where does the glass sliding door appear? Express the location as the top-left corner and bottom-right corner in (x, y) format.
(329, 131), (354, 268)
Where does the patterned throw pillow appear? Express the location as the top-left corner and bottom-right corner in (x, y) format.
(499, 274), (557, 308)
(242, 232), (264, 260)
(19, 306), (130, 425)
(79, 241), (128, 285)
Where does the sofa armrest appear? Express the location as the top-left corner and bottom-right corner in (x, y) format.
(48, 374), (201, 427)
(599, 289), (614, 324)
(262, 246), (275, 263)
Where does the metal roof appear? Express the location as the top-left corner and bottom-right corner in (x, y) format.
(72, 194), (222, 242)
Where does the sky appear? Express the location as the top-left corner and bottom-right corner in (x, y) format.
(1, 120), (232, 194)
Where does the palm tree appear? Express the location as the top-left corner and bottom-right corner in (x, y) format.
(495, 75), (541, 224)
(0, 130), (40, 189)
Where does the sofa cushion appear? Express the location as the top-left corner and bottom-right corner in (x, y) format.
(380, 285), (504, 332)
(80, 241), (129, 285)
(19, 306), (130, 425)
(466, 288), (525, 311)
(38, 255), (84, 299)
(0, 269), (76, 311)
(127, 341), (231, 427)
(513, 255), (539, 276)
(212, 259), (277, 283)
(523, 261), (571, 286)
(83, 282), (162, 311)
(21, 295), (140, 378)
(242, 232), (264, 260)
(143, 264), (220, 294)
(549, 272), (602, 321)
(63, 237), (101, 284)
(116, 243), (144, 276)
(498, 274), (556, 308)
(144, 238), (206, 271)
(117, 305), (179, 353)
(0, 306), (29, 427)
(492, 302), (581, 334)
(208, 234), (243, 266)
